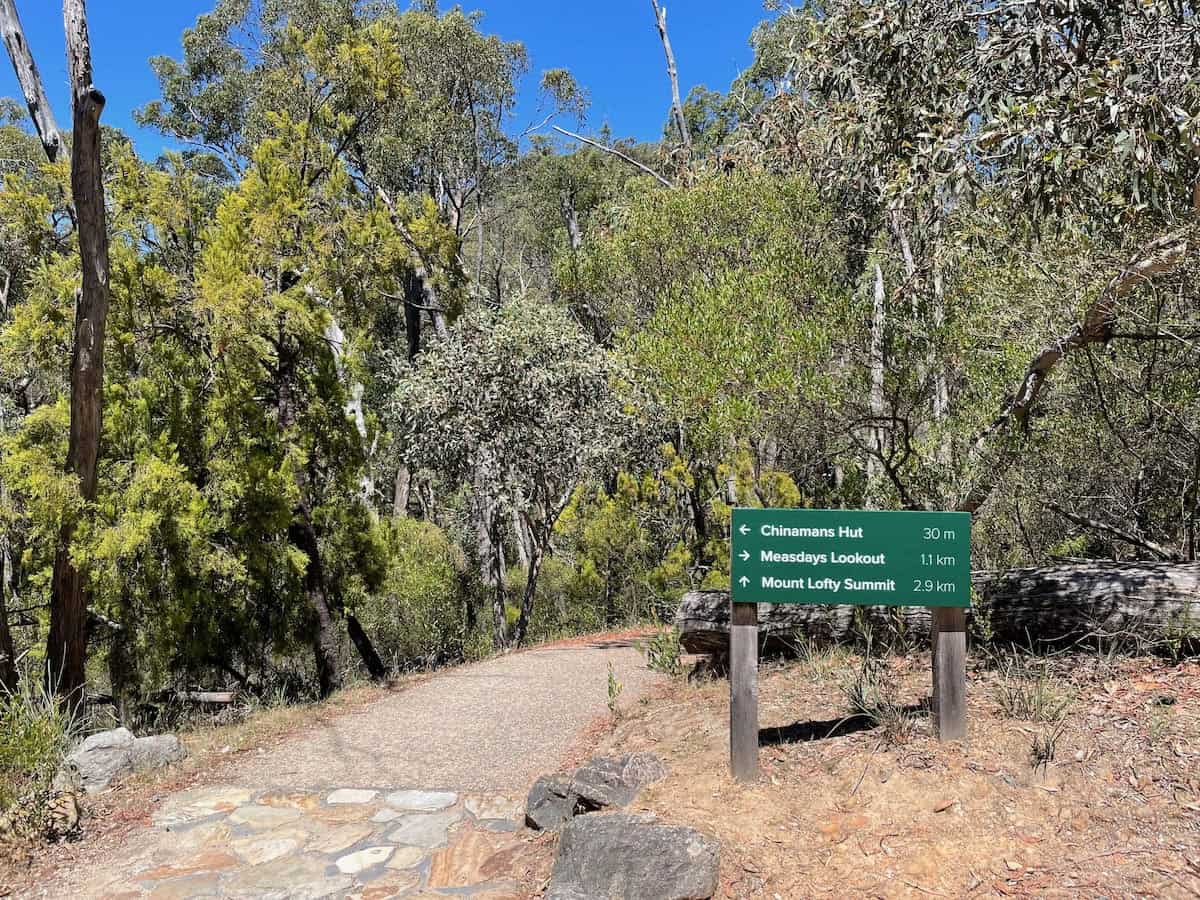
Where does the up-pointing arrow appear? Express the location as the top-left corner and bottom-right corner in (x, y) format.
(739, 550), (750, 561)
(738, 524), (750, 535)
(738, 575), (749, 587)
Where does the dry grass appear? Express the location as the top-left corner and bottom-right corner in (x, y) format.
(598, 648), (1200, 898)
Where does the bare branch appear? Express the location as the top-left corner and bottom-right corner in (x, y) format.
(0, 0), (62, 162)
(650, 0), (691, 151)
(552, 125), (673, 188)
(960, 225), (1194, 513)
(1046, 502), (1182, 562)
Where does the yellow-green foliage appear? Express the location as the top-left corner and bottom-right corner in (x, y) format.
(360, 519), (465, 667)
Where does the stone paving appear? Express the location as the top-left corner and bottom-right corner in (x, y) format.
(33, 640), (662, 899)
(69, 785), (534, 899)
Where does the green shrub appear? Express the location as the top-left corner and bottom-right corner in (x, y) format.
(641, 628), (683, 676)
(0, 675), (75, 812)
(357, 518), (466, 668)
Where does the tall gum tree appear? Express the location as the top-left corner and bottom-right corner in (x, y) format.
(0, 0), (109, 703)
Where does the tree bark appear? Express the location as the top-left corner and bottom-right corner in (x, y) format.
(866, 263), (886, 502)
(561, 191), (583, 252)
(393, 466), (412, 518)
(46, 0), (110, 706)
(346, 613), (387, 680)
(287, 503), (341, 699)
(0, 0), (63, 162)
(486, 512), (509, 649)
(650, 0), (691, 151)
(512, 532), (543, 648)
(0, 537), (17, 693)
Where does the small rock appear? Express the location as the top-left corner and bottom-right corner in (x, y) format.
(327, 788), (378, 805)
(336, 845), (394, 874)
(569, 753), (667, 811)
(525, 775), (576, 832)
(385, 789), (458, 811)
(546, 813), (719, 900)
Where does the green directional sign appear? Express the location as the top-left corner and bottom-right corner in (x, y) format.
(730, 508), (971, 607)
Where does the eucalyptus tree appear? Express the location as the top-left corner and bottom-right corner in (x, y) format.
(389, 298), (628, 648)
(747, 1), (1200, 541)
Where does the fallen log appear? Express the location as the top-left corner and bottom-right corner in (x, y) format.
(676, 562), (1200, 655)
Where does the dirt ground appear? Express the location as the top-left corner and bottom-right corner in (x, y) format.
(597, 647), (1200, 899)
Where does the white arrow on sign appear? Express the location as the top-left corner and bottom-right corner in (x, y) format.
(739, 550), (750, 561)
(738, 576), (749, 587)
(738, 524), (750, 535)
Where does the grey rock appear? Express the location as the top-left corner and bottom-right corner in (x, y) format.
(387, 808), (462, 848)
(129, 734), (187, 772)
(570, 753), (667, 811)
(63, 727), (186, 793)
(525, 774), (576, 832)
(546, 813), (719, 900)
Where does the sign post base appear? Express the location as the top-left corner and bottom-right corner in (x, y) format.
(932, 606), (967, 741)
(729, 600), (759, 782)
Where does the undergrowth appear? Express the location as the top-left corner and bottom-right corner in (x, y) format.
(0, 673), (77, 813)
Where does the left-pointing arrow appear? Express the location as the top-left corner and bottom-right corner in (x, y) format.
(739, 550), (750, 561)
(738, 524), (750, 535)
(738, 576), (749, 587)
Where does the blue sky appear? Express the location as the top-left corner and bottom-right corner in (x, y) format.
(0, 1), (774, 158)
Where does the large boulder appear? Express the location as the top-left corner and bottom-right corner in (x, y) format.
(570, 752), (668, 811)
(61, 728), (187, 793)
(526, 774), (576, 832)
(526, 753), (669, 833)
(546, 813), (720, 900)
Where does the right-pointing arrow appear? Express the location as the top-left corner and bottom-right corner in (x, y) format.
(739, 550), (750, 561)
(738, 576), (749, 587)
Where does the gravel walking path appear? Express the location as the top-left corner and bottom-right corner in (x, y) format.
(30, 637), (661, 899)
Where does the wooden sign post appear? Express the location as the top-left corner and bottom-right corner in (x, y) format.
(729, 600), (759, 781)
(729, 508), (971, 781)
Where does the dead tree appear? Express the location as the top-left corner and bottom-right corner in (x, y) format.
(650, 0), (691, 151)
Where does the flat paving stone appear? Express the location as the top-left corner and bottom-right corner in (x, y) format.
(228, 805), (303, 829)
(224, 854), (352, 898)
(138, 850), (239, 882)
(387, 809), (463, 849)
(257, 791), (322, 812)
(356, 873), (421, 899)
(336, 845), (394, 874)
(308, 823), (375, 854)
(384, 789), (457, 811)
(327, 788), (379, 805)
(153, 786), (255, 826)
(384, 846), (426, 870)
(147, 873), (223, 900)
(464, 795), (523, 821)
(230, 828), (308, 864)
